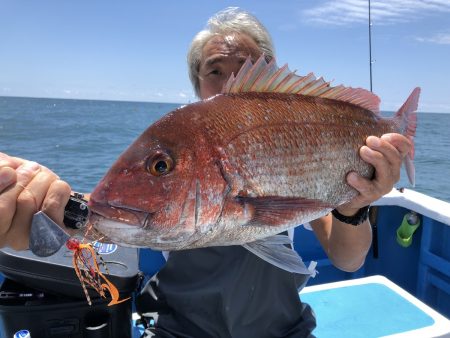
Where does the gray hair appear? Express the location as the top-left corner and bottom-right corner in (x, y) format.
(187, 7), (275, 97)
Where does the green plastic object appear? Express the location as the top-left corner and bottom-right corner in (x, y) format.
(396, 211), (421, 248)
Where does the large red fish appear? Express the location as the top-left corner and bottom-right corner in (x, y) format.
(88, 56), (419, 262)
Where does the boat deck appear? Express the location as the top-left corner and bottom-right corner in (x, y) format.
(130, 275), (450, 337)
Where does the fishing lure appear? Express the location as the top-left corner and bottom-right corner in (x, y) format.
(29, 193), (129, 306)
(65, 237), (130, 306)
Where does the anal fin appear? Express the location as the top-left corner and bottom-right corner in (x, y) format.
(243, 234), (317, 275)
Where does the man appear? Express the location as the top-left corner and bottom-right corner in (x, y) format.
(0, 8), (411, 337)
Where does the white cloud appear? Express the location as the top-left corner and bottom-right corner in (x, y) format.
(416, 32), (450, 44)
(303, 0), (450, 26)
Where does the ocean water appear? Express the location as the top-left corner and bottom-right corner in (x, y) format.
(1, 96), (449, 203)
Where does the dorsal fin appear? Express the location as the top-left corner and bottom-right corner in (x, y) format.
(222, 55), (380, 114)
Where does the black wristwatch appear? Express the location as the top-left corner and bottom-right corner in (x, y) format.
(331, 205), (370, 226)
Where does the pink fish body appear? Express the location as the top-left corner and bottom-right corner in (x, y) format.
(88, 56), (419, 253)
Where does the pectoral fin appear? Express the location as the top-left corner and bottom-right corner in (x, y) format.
(237, 195), (334, 227)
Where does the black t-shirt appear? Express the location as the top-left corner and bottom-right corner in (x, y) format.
(136, 245), (316, 338)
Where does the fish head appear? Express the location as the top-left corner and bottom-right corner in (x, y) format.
(88, 108), (229, 249)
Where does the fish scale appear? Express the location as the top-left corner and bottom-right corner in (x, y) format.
(196, 93), (389, 204)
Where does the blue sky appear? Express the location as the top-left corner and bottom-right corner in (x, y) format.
(1, 0), (449, 113)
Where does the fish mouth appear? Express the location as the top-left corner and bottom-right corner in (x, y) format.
(89, 210), (199, 249)
(88, 202), (199, 248)
(88, 201), (151, 228)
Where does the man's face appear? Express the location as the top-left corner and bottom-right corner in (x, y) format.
(198, 33), (262, 100)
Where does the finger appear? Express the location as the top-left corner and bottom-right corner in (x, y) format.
(365, 136), (403, 169)
(345, 134), (411, 210)
(41, 180), (72, 226)
(359, 144), (391, 177)
(1, 170), (60, 250)
(0, 167), (16, 193)
(0, 152), (26, 170)
(380, 134), (412, 158)
(346, 172), (376, 204)
(0, 161), (41, 236)
(41, 181), (80, 237)
(19, 168), (60, 213)
(362, 137), (403, 187)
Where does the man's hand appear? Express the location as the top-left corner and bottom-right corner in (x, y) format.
(0, 152), (71, 250)
(338, 133), (412, 216)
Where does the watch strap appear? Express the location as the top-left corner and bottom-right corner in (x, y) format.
(331, 205), (370, 226)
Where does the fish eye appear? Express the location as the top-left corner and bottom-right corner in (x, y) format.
(146, 152), (174, 176)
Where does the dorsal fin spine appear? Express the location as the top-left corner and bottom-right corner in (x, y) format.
(250, 64), (272, 91)
(243, 56), (268, 91)
(221, 55), (381, 113)
(308, 81), (331, 96)
(274, 71), (297, 92)
(238, 58), (257, 91)
(300, 77), (326, 95)
(251, 58), (277, 91)
(285, 77), (305, 93)
(292, 73), (315, 94)
(264, 64), (289, 92)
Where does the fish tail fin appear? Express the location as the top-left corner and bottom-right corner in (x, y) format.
(242, 234), (317, 276)
(394, 87), (420, 187)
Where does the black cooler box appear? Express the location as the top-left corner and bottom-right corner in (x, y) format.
(0, 242), (141, 338)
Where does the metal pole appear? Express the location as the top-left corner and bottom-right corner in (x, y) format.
(368, 0), (373, 92)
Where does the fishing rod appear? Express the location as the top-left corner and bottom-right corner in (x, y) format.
(368, 0), (373, 92)
(368, 0), (380, 259)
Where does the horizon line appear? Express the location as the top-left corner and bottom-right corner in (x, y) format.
(1, 94), (449, 115)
